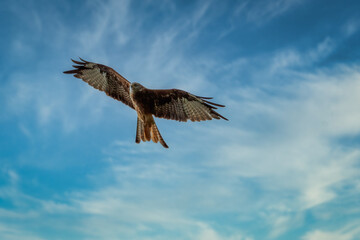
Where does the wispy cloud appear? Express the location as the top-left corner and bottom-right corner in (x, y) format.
(302, 221), (360, 240)
(233, 0), (304, 25)
(0, 223), (45, 240)
(342, 18), (360, 37)
(270, 37), (336, 72)
(2, 72), (112, 134)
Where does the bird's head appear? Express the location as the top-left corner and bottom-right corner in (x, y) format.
(130, 82), (144, 93)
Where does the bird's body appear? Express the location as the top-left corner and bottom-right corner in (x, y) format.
(64, 58), (228, 148)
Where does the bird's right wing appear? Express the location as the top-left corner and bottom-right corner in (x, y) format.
(145, 88), (228, 122)
(64, 58), (134, 109)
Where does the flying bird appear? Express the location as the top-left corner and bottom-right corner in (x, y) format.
(64, 58), (228, 148)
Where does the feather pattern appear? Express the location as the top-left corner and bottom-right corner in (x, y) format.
(133, 88), (228, 122)
(63, 58), (134, 109)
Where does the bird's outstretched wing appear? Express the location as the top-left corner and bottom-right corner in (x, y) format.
(141, 88), (228, 122)
(63, 58), (134, 109)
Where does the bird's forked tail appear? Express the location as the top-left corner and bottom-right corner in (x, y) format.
(136, 117), (168, 148)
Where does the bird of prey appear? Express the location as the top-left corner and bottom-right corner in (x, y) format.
(64, 58), (228, 148)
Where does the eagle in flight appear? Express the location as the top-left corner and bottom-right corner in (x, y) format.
(64, 58), (228, 148)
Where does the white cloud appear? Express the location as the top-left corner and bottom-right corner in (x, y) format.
(0, 164), (252, 240)
(2, 68), (128, 134)
(0, 223), (45, 240)
(343, 18), (360, 37)
(76, 0), (132, 54)
(302, 222), (360, 240)
(189, 64), (360, 237)
(270, 37), (336, 72)
(238, 0), (304, 24)
(216, 66), (360, 193)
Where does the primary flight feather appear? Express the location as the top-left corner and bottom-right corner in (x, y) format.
(64, 58), (228, 148)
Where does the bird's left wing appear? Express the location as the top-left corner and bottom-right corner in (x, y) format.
(64, 58), (134, 109)
(143, 88), (228, 122)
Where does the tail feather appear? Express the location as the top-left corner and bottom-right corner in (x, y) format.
(136, 118), (141, 143)
(135, 117), (168, 148)
(151, 123), (168, 148)
(151, 126), (159, 143)
(144, 124), (151, 141)
(140, 119), (146, 141)
(136, 117), (147, 142)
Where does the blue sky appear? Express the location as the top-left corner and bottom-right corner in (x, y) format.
(1, 0), (360, 239)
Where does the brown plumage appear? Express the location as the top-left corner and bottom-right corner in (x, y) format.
(64, 58), (228, 148)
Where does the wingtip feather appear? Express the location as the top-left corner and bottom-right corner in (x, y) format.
(203, 99), (225, 107)
(71, 59), (84, 65)
(79, 57), (89, 63)
(63, 70), (78, 74)
(196, 95), (213, 99)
